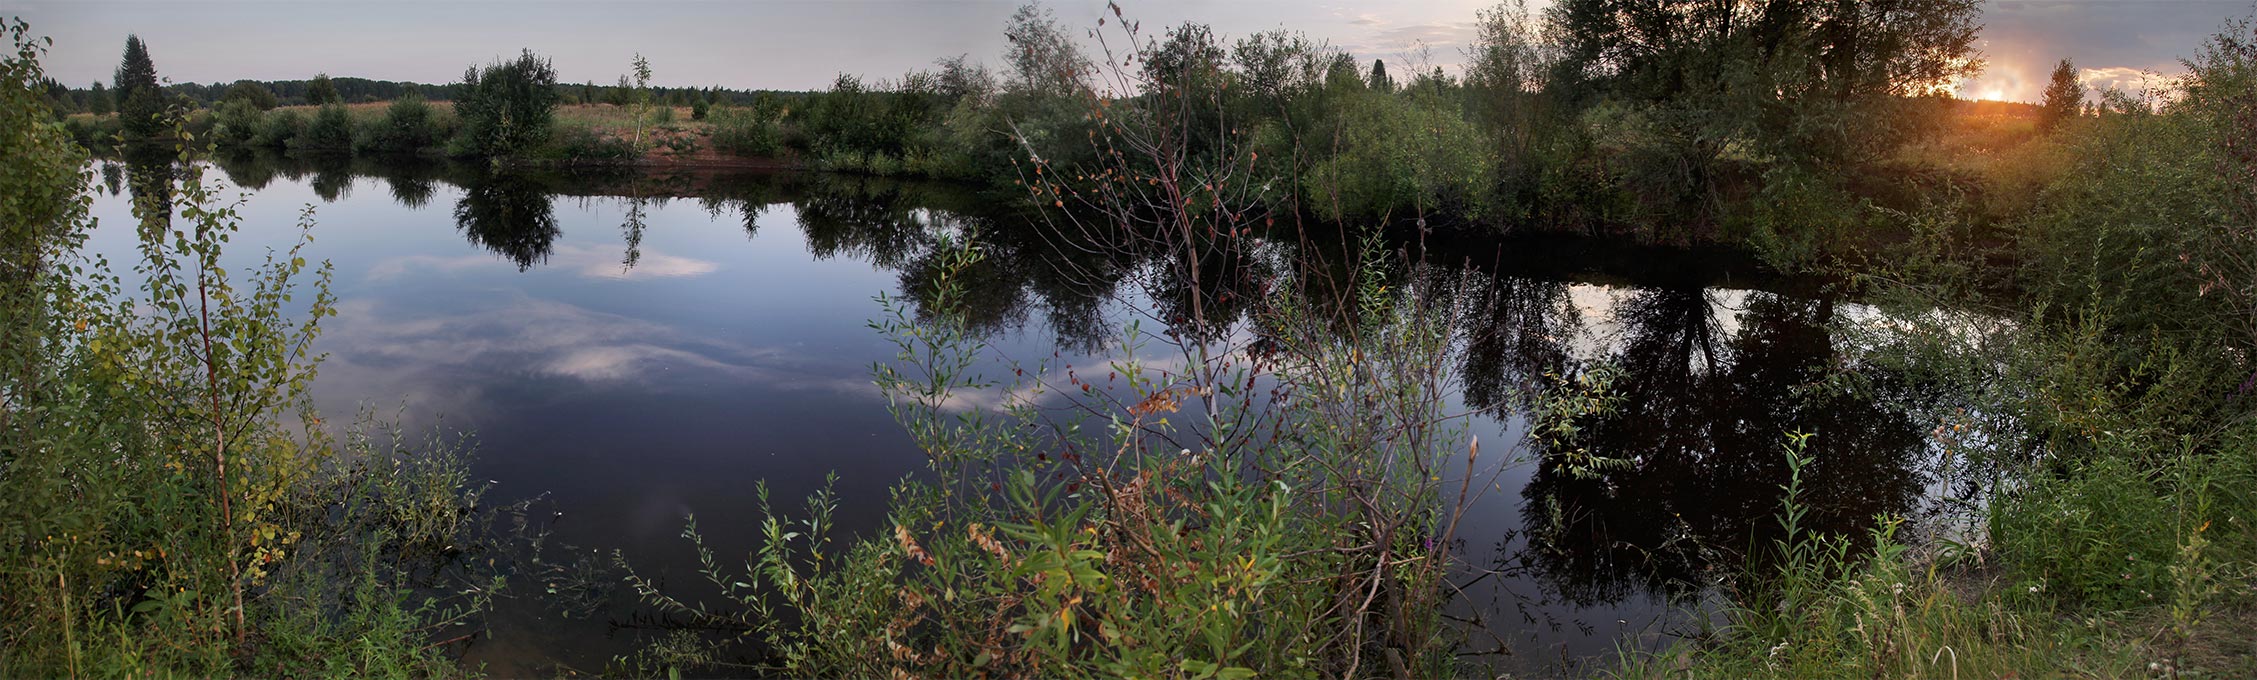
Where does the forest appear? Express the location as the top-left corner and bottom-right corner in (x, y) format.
(4, 0), (2256, 677)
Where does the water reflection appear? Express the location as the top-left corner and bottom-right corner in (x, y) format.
(110, 150), (1944, 672)
(454, 171), (560, 272)
(1513, 290), (1931, 606)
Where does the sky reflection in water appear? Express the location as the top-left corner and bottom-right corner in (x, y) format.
(84, 154), (1948, 676)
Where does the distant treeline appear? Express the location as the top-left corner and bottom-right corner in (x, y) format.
(37, 73), (797, 113)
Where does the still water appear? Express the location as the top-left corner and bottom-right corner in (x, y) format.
(85, 153), (1947, 676)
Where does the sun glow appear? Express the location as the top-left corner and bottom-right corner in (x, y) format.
(1954, 69), (2030, 102)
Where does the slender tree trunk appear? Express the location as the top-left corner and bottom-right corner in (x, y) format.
(198, 264), (244, 646)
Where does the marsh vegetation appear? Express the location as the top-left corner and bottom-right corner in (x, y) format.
(5, 2), (2257, 678)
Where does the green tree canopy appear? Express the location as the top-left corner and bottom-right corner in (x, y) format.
(455, 50), (559, 158)
(1002, 2), (1090, 96)
(306, 72), (339, 105)
(86, 80), (111, 114)
(222, 79), (278, 110)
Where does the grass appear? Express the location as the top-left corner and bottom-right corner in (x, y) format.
(1612, 431), (2257, 679)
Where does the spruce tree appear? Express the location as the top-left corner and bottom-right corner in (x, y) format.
(114, 35), (164, 141)
(1369, 58), (1393, 92)
(2041, 59), (2082, 129)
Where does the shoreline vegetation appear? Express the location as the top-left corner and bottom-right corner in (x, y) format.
(6, 1), (2257, 678)
(49, 3), (2070, 262)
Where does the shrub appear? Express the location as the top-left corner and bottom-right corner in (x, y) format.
(453, 49), (558, 158)
(1301, 90), (1496, 222)
(61, 113), (119, 150)
(252, 108), (305, 148)
(543, 125), (635, 164)
(709, 108), (785, 157)
(355, 93), (449, 154)
(211, 98), (261, 146)
(291, 103), (353, 152)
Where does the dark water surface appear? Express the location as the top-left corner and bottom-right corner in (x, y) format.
(84, 153), (1947, 676)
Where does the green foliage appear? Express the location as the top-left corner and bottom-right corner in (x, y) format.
(211, 98), (262, 147)
(627, 53), (652, 154)
(1, 22), (83, 293)
(1367, 58), (1393, 92)
(2041, 59), (2083, 128)
(86, 80), (111, 115)
(1302, 89), (1495, 221)
(356, 92), (451, 154)
(222, 79), (278, 110)
(305, 72), (340, 105)
(2, 25), (497, 674)
(113, 34), (164, 142)
(708, 105), (786, 157)
(616, 79), (1495, 673)
(454, 49), (558, 159)
(1626, 19), (2257, 674)
(252, 108), (305, 148)
(293, 103), (354, 152)
(2016, 93), (2231, 340)
(540, 125), (635, 164)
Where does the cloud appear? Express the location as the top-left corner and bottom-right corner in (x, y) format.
(2079, 66), (2165, 95)
(1961, 0), (2246, 101)
(555, 244), (720, 280)
(1329, 19), (1481, 74)
(364, 244), (719, 282)
(365, 253), (491, 281)
(317, 293), (873, 419)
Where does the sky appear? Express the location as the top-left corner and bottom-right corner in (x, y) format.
(16, 0), (2255, 103)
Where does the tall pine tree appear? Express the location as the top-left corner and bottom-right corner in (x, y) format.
(114, 35), (164, 141)
(2041, 59), (2083, 129)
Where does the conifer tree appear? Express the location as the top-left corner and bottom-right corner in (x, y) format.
(2041, 58), (2083, 129)
(114, 35), (163, 140)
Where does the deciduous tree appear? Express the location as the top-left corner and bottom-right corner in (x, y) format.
(455, 50), (559, 159)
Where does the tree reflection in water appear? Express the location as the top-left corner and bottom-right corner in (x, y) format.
(200, 153), (1943, 618)
(454, 170), (560, 272)
(1511, 288), (1930, 606)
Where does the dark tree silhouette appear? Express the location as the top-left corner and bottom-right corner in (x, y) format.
(2041, 59), (2084, 128)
